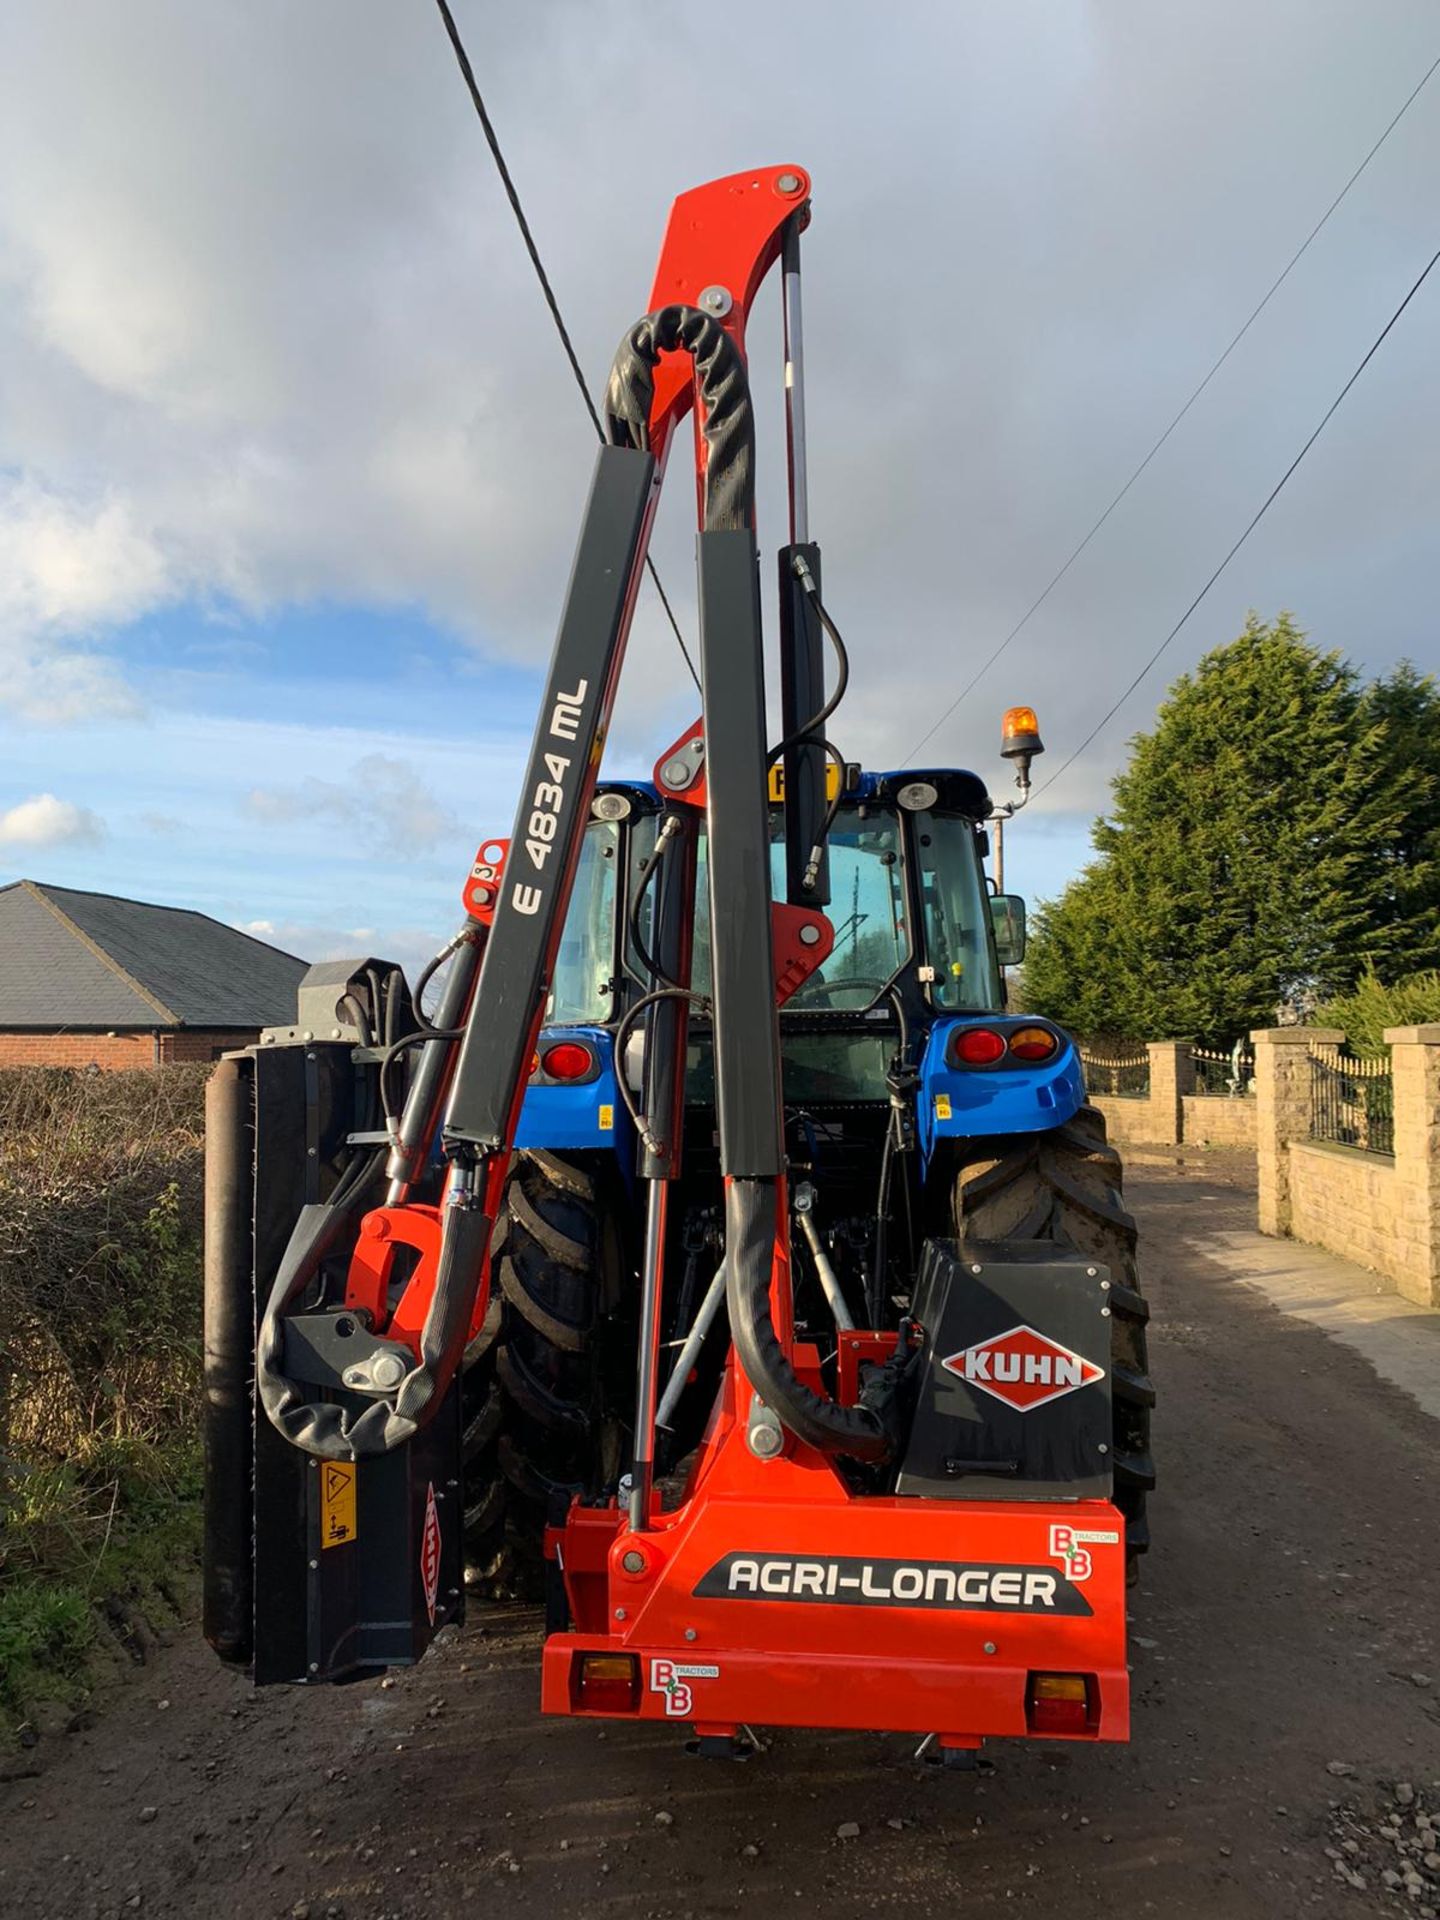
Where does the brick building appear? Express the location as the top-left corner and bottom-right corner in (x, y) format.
(0, 880), (307, 1068)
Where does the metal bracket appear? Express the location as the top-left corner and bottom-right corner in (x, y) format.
(280, 1311), (411, 1397)
(745, 1394), (785, 1461)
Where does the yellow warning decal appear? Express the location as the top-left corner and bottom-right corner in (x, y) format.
(321, 1462), (357, 1549)
(598, 1103), (614, 1131)
(934, 1094), (953, 1121)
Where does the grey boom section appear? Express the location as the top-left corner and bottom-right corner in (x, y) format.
(445, 445), (654, 1147)
(697, 528), (782, 1179)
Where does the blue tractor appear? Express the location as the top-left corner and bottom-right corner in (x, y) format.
(467, 734), (1152, 1597)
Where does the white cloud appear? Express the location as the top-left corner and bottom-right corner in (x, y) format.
(0, 0), (1433, 801)
(0, 791), (104, 846)
(245, 754), (458, 855)
(0, 478), (162, 720)
(240, 916), (438, 982)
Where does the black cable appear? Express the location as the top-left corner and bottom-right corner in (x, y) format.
(429, 0), (701, 692)
(883, 982), (911, 1062)
(765, 567), (854, 891)
(384, 967), (404, 1049)
(338, 991), (373, 1048)
(379, 1023), (467, 1131)
(411, 926), (482, 1035)
(326, 1145), (387, 1214)
(768, 566), (850, 761)
(906, 51), (1440, 761)
(628, 825), (682, 990)
(868, 1127), (894, 1328)
(612, 986), (709, 1154)
(1037, 238), (1440, 802)
(364, 966), (386, 1044)
(412, 945), (451, 1027)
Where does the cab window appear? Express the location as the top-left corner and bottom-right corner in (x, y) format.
(688, 805), (910, 1009)
(546, 819), (619, 1023)
(913, 811), (1001, 1009)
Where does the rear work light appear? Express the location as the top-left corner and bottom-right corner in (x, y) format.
(1007, 1025), (1059, 1063)
(539, 1040), (597, 1083)
(576, 1651), (640, 1713)
(950, 1026), (1007, 1066)
(1025, 1672), (1092, 1735)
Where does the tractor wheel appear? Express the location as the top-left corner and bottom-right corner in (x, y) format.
(949, 1106), (1155, 1570)
(460, 1150), (628, 1600)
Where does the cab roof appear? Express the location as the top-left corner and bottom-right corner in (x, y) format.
(596, 768), (992, 821)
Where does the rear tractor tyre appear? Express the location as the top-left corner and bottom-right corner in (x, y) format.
(950, 1106), (1155, 1571)
(460, 1150), (627, 1601)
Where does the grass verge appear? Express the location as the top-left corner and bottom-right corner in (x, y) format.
(0, 1067), (207, 1742)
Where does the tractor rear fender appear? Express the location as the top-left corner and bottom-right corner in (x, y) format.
(513, 1027), (630, 1157)
(917, 1016), (1085, 1166)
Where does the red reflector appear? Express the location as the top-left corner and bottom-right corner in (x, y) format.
(1029, 1696), (1090, 1733)
(577, 1652), (640, 1712)
(1008, 1025), (1059, 1063)
(952, 1026), (1006, 1066)
(1026, 1672), (1092, 1734)
(540, 1041), (595, 1082)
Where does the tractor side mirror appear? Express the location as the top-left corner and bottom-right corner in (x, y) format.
(990, 894), (1027, 967)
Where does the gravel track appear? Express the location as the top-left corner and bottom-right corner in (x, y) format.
(3, 1159), (1437, 1919)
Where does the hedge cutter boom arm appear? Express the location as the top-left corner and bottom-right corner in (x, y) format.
(253, 167), (822, 1463)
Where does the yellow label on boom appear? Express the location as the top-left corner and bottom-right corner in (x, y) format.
(321, 1462), (357, 1548)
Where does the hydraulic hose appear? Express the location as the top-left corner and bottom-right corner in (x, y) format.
(723, 1178), (891, 1464)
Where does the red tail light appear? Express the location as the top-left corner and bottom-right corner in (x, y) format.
(951, 1026), (1007, 1066)
(575, 1652), (640, 1712)
(539, 1041), (596, 1082)
(1026, 1672), (1092, 1734)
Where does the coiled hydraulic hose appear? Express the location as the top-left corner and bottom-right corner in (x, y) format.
(604, 305), (755, 532)
(255, 1174), (492, 1461)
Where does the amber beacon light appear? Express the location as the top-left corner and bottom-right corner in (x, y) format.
(1000, 705), (1045, 797)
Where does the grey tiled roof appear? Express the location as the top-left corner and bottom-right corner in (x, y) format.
(0, 881), (307, 1030)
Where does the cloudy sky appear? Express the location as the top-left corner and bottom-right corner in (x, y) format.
(1, 1), (1436, 975)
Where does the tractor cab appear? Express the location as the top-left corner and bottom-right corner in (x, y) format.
(525, 762), (1056, 1144)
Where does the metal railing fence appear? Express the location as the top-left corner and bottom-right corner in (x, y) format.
(1079, 1048), (1150, 1098)
(1192, 1044), (1254, 1097)
(1308, 1042), (1394, 1157)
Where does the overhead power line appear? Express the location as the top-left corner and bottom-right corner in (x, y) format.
(906, 50), (1440, 761)
(1033, 239), (1440, 805)
(430, 0), (701, 691)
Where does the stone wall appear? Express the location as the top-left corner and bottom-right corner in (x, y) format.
(1086, 1042), (1253, 1148)
(1181, 1093), (1256, 1148)
(1253, 1024), (1439, 1309)
(1288, 1139), (1400, 1277)
(1086, 1094), (1155, 1146)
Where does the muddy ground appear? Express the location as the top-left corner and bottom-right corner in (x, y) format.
(3, 1157), (1438, 1919)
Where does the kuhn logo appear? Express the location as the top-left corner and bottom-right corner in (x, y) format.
(942, 1324), (1104, 1412)
(420, 1481), (442, 1625)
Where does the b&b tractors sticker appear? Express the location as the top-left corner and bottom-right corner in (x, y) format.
(1048, 1523), (1118, 1583)
(649, 1658), (719, 1717)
